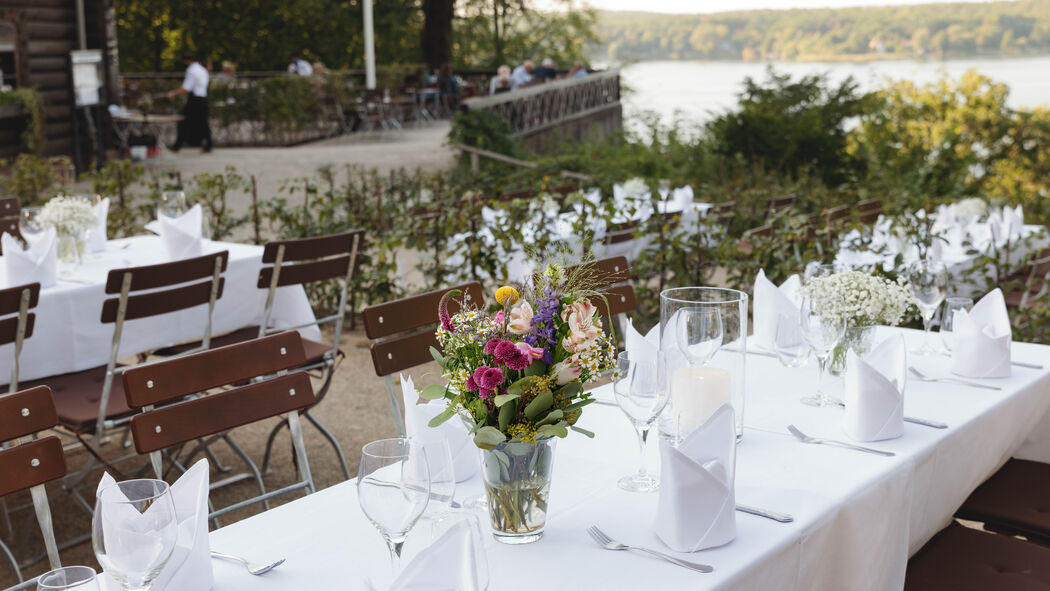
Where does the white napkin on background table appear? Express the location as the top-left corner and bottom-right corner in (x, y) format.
(401, 374), (477, 482)
(843, 335), (906, 442)
(386, 520), (483, 591)
(98, 459), (212, 591)
(654, 403), (736, 552)
(87, 197), (110, 253)
(149, 204), (203, 260)
(752, 269), (802, 352)
(951, 288), (1011, 379)
(2, 229), (56, 288)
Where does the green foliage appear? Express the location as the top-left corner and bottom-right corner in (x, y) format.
(455, 0), (599, 68)
(185, 167), (250, 241)
(595, 0), (1050, 62)
(0, 88), (46, 155)
(448, 109), (521, 165)
(0, 154), (72, 206)
(87, 159), (148, 238)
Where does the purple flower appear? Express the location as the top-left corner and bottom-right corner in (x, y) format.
(472, 366), (504, 390)
(492, 341), (519, 364)
(504, 352), (531, 371)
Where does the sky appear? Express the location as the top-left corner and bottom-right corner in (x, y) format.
(575, 0), (993, 12)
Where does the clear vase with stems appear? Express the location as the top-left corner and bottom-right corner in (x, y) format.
(829, 324), (877, 376)
(480, 437), (556, 544)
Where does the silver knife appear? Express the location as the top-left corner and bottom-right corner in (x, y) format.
(736, 504), (794, 523)
(1012, 361), (1044, 369)
(829, 398), (947, 429)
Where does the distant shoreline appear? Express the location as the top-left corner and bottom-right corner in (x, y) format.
(602, 53), (1050, 66)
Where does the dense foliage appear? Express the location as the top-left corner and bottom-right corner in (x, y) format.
(595, 0), (1050, 62)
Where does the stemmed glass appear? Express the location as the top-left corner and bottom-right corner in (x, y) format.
(773, 313), (810, 368)
(906, 258), (949, 355)
(940, 296), (974, 354)
(19, 206), (43, 244)
(36, 566), (100, 591)
(676, 307), (723, 367)
(612, 351), (670, 493)
(357, 438), (431, 576)
(92, 479), (178, 591)
(157, 191), (188, 219)
(798, 295), (845, 407)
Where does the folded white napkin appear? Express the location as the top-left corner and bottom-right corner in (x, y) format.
(87, 198), (110, 253)
(951, 288), (1011, 378)
(752, 269), (802, 352)
(654, 403), (736, 552)
(1003, 205), (1024, 240)
(149, 204), (203, 260)
(387, 520), (483, 591)
(98, 459), (212, 591)
(625, 317), (659, 366)
(401, 374), (477, 482)
(672, 186), (693, 208)
(2, 229), (57, 288)
(843, 335), (905, 442)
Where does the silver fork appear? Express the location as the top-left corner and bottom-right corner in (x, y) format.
(586, 526), (713, 573)
(908, 367), (1002, 391)
(210, 551), (285, 575)
(826, 398), (948, 429)
(786, 425), (895, 457)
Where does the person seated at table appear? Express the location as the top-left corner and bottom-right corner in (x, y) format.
(403, 65), (425, 90)
(490, 65), (512, 95)
(287, 54), (313, 76)
(510, 60), (534, 91)
(533, 58), (558, 82)
(213, 61), (237, 83)
(568, 60), (588, 78)
(438, 62), (459, 96)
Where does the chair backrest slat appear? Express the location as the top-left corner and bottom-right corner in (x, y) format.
(261, 230), (363, 264)
(767, 194), (796, 213)
(0, 196), (20, 218)
(101, 278), (225, 323)
(129, 373), (314, 454)
(123, 331), (307, 407)
(0, 282), (40, 314)
(104, 251), (229, 293)
(592, 284), (636, 318)
(369, 330), (441, 377)
(257, 255), (352, 288)
(0, 385), (57, 441)
(362, 282), (484, 340)
(0, 311), (34, 346)
(0, 436), (66, 497)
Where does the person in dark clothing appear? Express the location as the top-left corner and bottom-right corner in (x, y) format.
(532, 58), (558, 81)
(166, 53), (213, 153)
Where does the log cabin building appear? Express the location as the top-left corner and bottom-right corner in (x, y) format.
(0, 0), (119, 160)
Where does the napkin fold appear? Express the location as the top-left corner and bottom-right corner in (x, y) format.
(951, 288), (1011, 379)
(843, 335), (906, 442)
(387, 520), (483, 591)
(2, 229), (57, 288)
(87, 197), (110, 253)
(752, 269), (802, 352)
(625, 317), (659, 366)
(401, 374), (477, 482)
(654, 403), (736, 552)
(98, 459), (212, 591)
(152, 204), (204, 260)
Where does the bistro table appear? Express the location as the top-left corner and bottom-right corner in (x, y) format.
(204, 327), (1050, 591)
(0, 235), (318, 382)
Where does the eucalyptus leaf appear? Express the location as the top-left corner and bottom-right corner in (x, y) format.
(493, 392), (520, 407)
(537, 423), (569, 438)
(561, 398), (595, 412)
(427, 405), (456, 428)
(525, 362), (548, 377)
(498, 399), (517, 432)
(555, 382), (582, 399)
(570, 425), (596, 438)
(474, 426), (507, 450)
(419, 383), (447, 400)
(429, 346), (446, 368)
(524, 390), (554, 420)
(537, 409), (563, 426)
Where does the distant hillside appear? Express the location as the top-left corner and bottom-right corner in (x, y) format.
(594, 0), (1050, 62)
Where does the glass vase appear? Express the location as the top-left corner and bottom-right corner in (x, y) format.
(829, 324), (877, 376)
(480, 437), (556, 544)
(56, 231), (84, 270)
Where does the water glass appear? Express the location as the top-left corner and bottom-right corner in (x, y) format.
(940, 296), (974, 353)
(157, 191), (188, 219)
(92, 479), (178, 591)
(675, 307), (723, 367)
(36, 566), (100, 591)
(798, 295), (845, 407)
(906, 258), (949, 355)
(613, 351), (670, 492)
(357, 438), (431, 575)
(773, 313), (810, 368)
(19, 206), (44, 243)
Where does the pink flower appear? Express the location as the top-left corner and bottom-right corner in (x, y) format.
(472, 366), (504, 390)
(560, 300), (600, 353)
(492, 341), (519, 364)
(508, 301), (534, 335)
(504, 352), (531, 371)
(515, 342), (544, 359)
(551, 359), (582, 385)
(484, 339), (500, 355)
(494, 310), (505, 325)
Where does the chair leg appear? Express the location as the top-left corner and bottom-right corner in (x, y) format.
(261, 418), (290, 476)
(304, 411), (351, 480)
(1, 497), (12, 537)
(202, 438), (233, 473)
(221, 434), (270, 512)
(0, 537), (23, 585)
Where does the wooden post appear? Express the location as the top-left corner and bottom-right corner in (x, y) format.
(250, 174), (262, 245)
(470, 151), (479, 173)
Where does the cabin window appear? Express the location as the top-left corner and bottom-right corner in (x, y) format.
(0, 21), (15, 88)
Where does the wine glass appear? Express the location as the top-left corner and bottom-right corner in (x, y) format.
(157, 191), (187, 219)
(19, 206), (44, 244)
(773, 313), (810, 368)
(357, 438), (430, 576)
(92, 479), (178, 591)
(907, 258), (949, 355)
(676, 307), (723, 367)
(417, 437), (455, 521)
(37, 566), (100, 591)
(798, 295), (845, 407)
(612, 350), (670, 492)
(940, 296), (974, 353)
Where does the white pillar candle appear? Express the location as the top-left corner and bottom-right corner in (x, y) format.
(671, 367), (731, 437)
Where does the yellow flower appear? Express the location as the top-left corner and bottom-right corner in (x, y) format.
(495, 286), (519, 307)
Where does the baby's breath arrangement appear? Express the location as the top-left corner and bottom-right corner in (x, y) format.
(803, 270), (912, 326)
(38, 196), (96, 236)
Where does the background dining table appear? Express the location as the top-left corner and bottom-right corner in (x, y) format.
(200, 326), (1050, 591)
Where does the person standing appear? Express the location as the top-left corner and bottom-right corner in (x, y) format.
(510, 60), (534, 91)
(288, 54), (314, 76)
(166, 54), (212, 153)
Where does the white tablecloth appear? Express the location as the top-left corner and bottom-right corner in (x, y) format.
(205, 327), (1050, 591)
(0, 236), (318, 382)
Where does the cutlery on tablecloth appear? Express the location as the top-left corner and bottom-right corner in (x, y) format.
(586, 526), (713, 573)
(908, 367), (1002, 391)
(1011, 361), (1043, 370)
(361, 476), (462, 509)
(827, 398), (948, 430)
(735, 504), (794, 523)
(210, 551), (285, 575)
(786, 424), (895, 457)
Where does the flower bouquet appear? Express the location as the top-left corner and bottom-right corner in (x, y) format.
(802, 269), (912, 374)
(38, 196), (96, 264)
(424, 264), (617, 543)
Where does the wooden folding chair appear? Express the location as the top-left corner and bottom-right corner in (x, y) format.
(362, 282), (485, 437)
(1004, 255), (1050, 309)
(708, 202), (736, 226)
(0, 386), (67, 591)
(560, 256), (636, 338)
(500, 188), (537, 202)
(0, 197), (20, 251)
(766, 194), (796, 215)
(0, 282), (41, 394)
(737, 223), (774, 255)
(824, 204), (851, 230)
(857, 199), (883, 225)
(905, 521), (1050, 590)
(123, 332), (316, 519)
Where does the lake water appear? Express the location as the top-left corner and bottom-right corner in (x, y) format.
(619, 56), (1050, 131)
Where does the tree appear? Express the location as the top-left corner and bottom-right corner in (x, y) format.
(454, 0), (597, 68)
(422, 0), (455, 68)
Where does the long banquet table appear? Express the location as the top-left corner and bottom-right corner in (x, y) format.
(206, 327), (1050, 590)
(0, 236), (319, 382)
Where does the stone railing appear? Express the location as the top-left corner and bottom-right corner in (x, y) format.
(461, 69), (622, 152)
